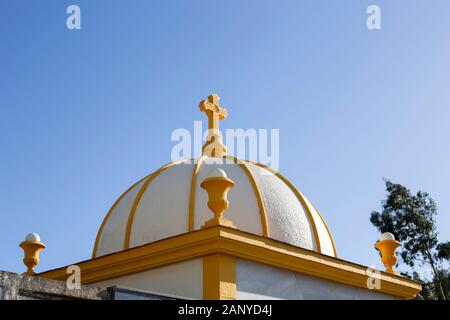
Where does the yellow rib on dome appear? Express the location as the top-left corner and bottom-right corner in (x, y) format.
(311, 203), (338, 257)
(226, 156), (269, 237)
(92, 174), (151, 258)
(248, 161), (325, 254)
(123, 159), (188, 250)
(188, 156), (207, 232)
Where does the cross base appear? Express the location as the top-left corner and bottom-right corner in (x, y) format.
(201, 217), (236, 229)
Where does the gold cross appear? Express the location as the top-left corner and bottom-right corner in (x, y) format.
(199, 93), (228, 157)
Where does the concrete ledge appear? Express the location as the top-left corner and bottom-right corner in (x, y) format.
(0, 270), (101, 300)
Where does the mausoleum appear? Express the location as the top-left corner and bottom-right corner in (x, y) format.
(22, 94), (420, 300)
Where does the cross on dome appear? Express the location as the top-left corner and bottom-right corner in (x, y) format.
(199, 93), (228, 157)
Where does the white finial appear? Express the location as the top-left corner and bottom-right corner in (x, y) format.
(25, 233), (41, 243)
(380, 232), (395, 241)
(207, 168), (228, 179)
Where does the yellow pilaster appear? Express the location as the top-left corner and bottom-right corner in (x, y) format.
(203, 253), (236, 300)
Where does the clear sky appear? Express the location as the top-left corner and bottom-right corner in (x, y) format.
(1, 0), (449, 274)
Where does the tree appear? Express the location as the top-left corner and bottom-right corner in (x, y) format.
(370, 179), (449, 300)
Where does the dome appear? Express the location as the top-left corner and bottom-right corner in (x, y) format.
(92, 156), (337, 258)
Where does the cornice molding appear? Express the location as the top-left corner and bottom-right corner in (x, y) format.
(39, 226), (421, 299)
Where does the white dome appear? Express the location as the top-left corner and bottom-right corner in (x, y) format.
(93, 156), (337, 258)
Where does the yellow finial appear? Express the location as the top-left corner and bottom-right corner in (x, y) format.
(19, 233), (46, 275)
(199, 93), (228, 157)
(375, 232), (401, 274)
(200, 168), (235, 229)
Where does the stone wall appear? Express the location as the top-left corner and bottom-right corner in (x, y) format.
(0, 270), (102, 300)
(0, 270), (177, 300)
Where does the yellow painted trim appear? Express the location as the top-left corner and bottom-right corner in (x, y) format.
(41, 227), (226, 283)
(225, 156), (269, 237)
(376, 239), (401, 274)
(123, 159), (187, 250)
(311, 202), (338, 257)
(200, 175), (236, 229)
(19, 240), (46, 275)
(248, 161), (323, 254)
(92, 175), (151, 258)
(39, 227), (421, 299)
(188, 156), (207, 232)
(295, 193), (322, 252)
(203, 254), (236, 300)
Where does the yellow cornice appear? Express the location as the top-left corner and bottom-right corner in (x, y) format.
(40, 227), (420, 299)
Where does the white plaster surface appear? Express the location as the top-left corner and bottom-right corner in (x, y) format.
(93, 259), (203, 299)
(96, 178), (147, 257)
(302, 195), (335, 256)
(246, 163), (316, 250)
(130, 161), (193, 248)
(236, 259), (394, 300)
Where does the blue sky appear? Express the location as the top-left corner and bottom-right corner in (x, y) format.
(1, 0), (449, 274)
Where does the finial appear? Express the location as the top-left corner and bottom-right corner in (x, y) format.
(375, 232), (401, 274)
(200, 168), (235, 229)
(199, 93), (228, 157)
(19, 233), (46, 275)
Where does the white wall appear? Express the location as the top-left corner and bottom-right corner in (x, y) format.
(236, 259), (394, 300)
(93, 258), (202, 299)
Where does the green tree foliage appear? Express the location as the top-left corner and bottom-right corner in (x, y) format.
(370, 179), (449, 300)
(437, 242), (450, 260)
